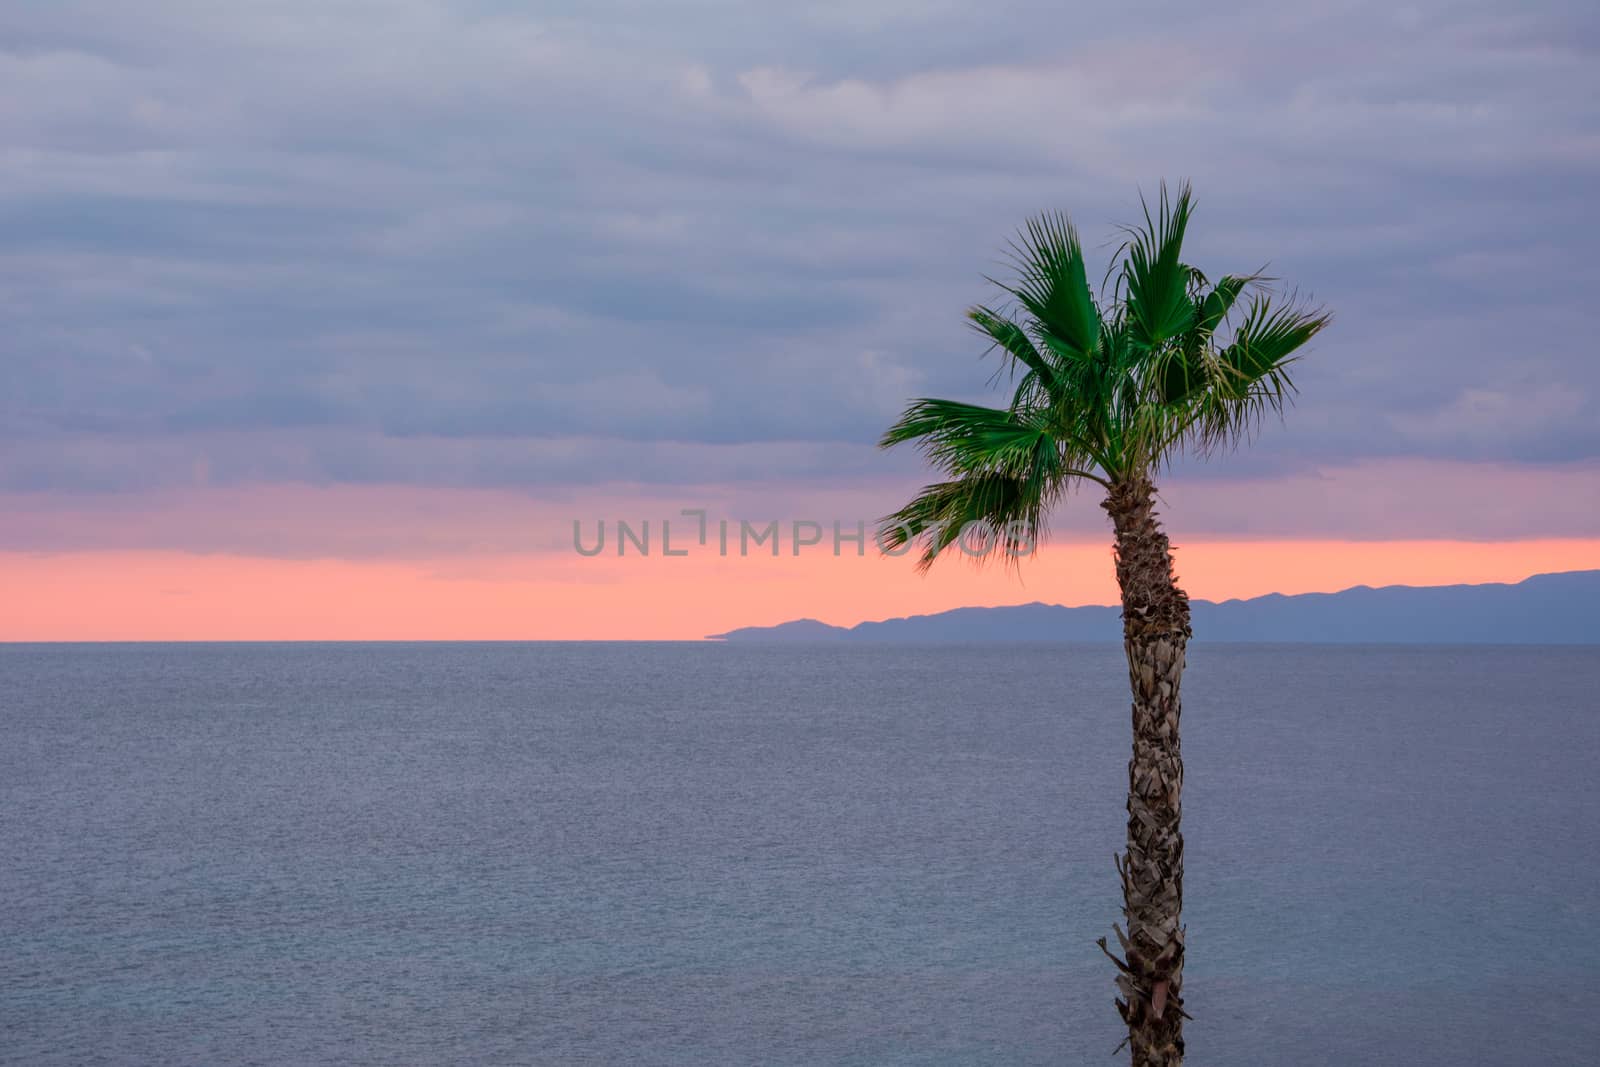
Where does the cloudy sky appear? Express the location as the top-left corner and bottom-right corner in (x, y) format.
(3, 0), (1597, 637)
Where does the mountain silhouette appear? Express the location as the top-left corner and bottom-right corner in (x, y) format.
(709, 570), (1600, 644)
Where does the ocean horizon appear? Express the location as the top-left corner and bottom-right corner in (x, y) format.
(5, 641), (1598, 1065)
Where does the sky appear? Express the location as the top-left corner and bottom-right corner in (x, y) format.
(2, 0), (1598, 639)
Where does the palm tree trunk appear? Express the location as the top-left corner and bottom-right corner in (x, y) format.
(1100, 477), (1191, 1066)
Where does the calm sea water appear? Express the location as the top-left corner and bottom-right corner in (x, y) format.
(2, 643), (1598, 1065)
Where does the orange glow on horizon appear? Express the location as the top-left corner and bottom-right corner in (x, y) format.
(3, 539), (1597, 641)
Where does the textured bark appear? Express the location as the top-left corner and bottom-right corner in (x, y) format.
(1101, 477), (1191, 1066)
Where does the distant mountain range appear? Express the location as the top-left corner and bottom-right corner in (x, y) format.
(709, 569), (1600, 644)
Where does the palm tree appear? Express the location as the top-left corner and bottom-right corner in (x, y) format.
(878, 184), (1328, 1066)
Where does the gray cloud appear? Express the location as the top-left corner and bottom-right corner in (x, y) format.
(1, 0), (1597, 502)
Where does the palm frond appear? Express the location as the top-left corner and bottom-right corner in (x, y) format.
(879, 183), (1330, 570)
(1119, 182), (1197, 349)
(1195, 273), (1261, 337)
(877, 473), (1044, 572)
(969, 305), (1056, 393)
(995, 212), (1102, 360)
(1218, 294), (1331, 388)
(1186, 293), (1330, 451)
(878, 399), (1048, 474)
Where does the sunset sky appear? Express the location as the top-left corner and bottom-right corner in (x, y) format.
(3, 1), (1597, 640)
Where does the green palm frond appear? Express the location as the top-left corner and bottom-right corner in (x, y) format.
(996, 213), (1101, 360)
(1185, 293), (1330, 452)
(879, 183), (1329, 568)
(1195, 273), (1260, 337)
(878, 472), (1046, 572)
(879, 399), (1045, 472)
(1119, 182), (1197, 349)
(969, 305), (1056, 394)
(1218, 294), (1331, 388)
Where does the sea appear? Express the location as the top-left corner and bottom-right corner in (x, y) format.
(3, 642), (1598, 1065)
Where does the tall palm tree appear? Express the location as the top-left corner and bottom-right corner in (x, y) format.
(878, 184), (1328, 1066)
